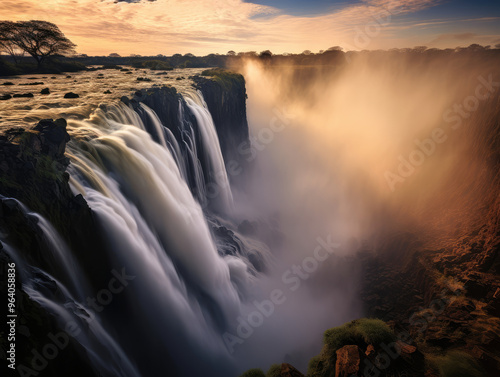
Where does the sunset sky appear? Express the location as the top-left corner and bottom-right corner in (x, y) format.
(1, 0), (499, 56)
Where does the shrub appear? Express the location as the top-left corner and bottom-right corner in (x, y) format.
(200, 68), (244, 90)
(307, 355), (333, 377)
(324, 318), (396, 351)
(429, 351), (483, 377)
(131, 60), (173, 70)
(266, 364), (281, 377)
(308, 319), (396, 377)
(0, 57), (21, 76)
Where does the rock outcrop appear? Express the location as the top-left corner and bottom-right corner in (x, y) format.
(0, 119), (111, 377)
(193, 70), (250, 165)
(335, 345), (363, 377)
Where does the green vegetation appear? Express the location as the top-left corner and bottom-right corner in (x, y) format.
(0, 20), (76, 69)
(131, 60), (173, 70)
(307, 319), (397, 377)
(0, 57), (21, 75)
(238, 319), (398, 377)
(0, 56), (86, 76)
(266, 364), (281, 377)
(324, 318), (396, 351)
(239, 368), (266, 377)
(307, 354), (334, 377)
(0, 176), (22, 190)
(200, 68), (244, 90)
(429, 351), (484, 377)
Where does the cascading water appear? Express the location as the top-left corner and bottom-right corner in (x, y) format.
(0, 199), (141, 377)
(183, 89), (234, 212)
(2, 89), (267, 376)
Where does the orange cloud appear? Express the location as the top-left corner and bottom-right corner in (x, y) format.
(0, 0), (496, 55)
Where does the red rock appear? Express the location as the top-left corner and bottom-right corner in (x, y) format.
(335, 345), (362, 377)
(365, 344), (376, 357)
(280, 363), (304, 377)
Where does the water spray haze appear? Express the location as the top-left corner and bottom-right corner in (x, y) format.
(238, 52), (500, 244)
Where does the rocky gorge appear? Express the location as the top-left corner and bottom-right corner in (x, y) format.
(0, 62), (499, 377)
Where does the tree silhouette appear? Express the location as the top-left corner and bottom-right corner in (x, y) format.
(0, 21), (25, 64)
(2, 20), (76, 69)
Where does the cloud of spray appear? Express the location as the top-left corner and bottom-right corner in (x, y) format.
(228, 51), (500, 372)
(238, 52), (500, 243)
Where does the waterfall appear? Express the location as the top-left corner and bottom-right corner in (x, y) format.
(2, 88), (265, 376)
(64, 99), (252, 375)
(0, 206), (141, 377)
(183, 89), (234, 212)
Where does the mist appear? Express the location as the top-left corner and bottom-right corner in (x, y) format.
(226, 50), (500, 373)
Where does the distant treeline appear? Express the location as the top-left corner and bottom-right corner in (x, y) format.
(1, 44), (500, 76)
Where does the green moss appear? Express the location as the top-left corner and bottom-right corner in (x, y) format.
(200, 68), (244, 90)
(324, 318), (396, 351)
(239, 368), (266, 377)
(0, 176), (23, 190)
(266, 364), (281, 377)
(36, 155), (62, 181)
(429, 351), (484, 377)
(307, 354), (334, 377)
(306, 319), (397, 377)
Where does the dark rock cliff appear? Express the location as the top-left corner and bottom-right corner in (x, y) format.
(0, 119), (109, 377)
(126, 71), (250, 206)
(193, 71), (249, 165)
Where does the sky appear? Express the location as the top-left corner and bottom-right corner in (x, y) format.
(0, 0), (499, 56)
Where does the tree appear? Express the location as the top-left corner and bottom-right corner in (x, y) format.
(7, 21), (76, 69)
(0, 21), (25, 64)
(259, 50), (272, 58)
(109, 53), (121, 57)
(227, 50), (236, 56)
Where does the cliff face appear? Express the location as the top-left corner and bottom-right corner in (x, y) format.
(126, 71), (250, 205)
(125, 71), (250, 167)
(193, 70), (249, 165)
(0, 120), (108, 377)
(0, 120), (111, 282)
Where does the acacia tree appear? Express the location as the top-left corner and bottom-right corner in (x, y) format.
(4, 21), (76, 69)
(0, 21), (25, 64)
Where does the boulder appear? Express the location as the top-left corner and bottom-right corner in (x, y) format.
(64, 92), (79, 99)
(20, 82), (44, 86)
(365, 344), (376, 357)
(335, 345), (363, 377)
(464, 279), (489, 299)
(41, 88), (50, 95)
(13, 93), (34, 98)
(0, 94), (12, 100)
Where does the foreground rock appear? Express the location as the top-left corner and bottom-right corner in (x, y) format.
(13, 93), (34, 98)
(0, 119), (112, 377)
(64, 92), (79, 98)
